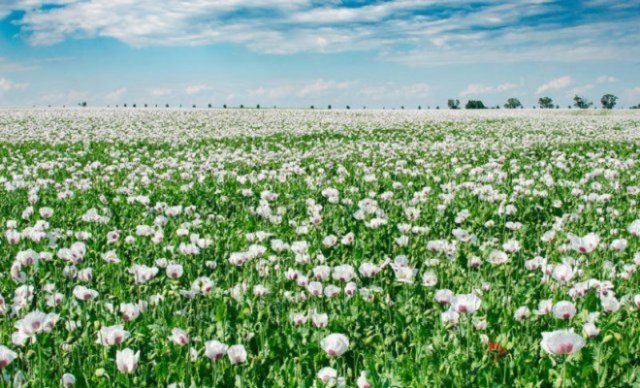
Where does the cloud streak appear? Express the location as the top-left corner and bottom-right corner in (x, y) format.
(536, 76), (572, 95)
(0, 0), (637, 65)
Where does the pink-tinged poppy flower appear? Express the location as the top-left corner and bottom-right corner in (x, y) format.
(204, 340), (228, 361)
(570, 233), (599, 254)
(61, 373), (75, 387)
(227, 344), (247, 365)
(540, 330), (585, 355)
(96, 325), (130, 346)
(357, 371), (372, 388)
(115, 348), (139, 374)
(552, 301), (576, 320)
(166, 263), (183, 279)
(451, 294), (481, 314)
(0, 345), (18, 369)
(317, 367), (337, 385)
(320, 333), (349, 357)
(170, 328), (189, 346)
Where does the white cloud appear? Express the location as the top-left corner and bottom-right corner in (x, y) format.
(185, 85), (209, 95)
(459, 83), (494, 97)
(104, 87), (126, 101)
(567, 84), (595, 96)
(596, 75), (619, 84)
(1, 0), (636, 64)
(536, 76), (572, 95)
(496, 82), (520, 92)
(0, 77), (29, 92)
(459, 81), (521, 97)
(626, 86), (640, 100)
(296, 79), (351, 97)
(149, 88), (172, 97)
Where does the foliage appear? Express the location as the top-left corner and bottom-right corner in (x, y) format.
(0, 109), (640, 386)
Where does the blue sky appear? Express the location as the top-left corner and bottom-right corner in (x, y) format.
(0, 0), (639, 108)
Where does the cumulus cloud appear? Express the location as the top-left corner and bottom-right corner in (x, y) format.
(496, 82), (520, 92)
(536, 76), (572, 95)
(459, 81), (522, 97)
(185, 85), (210, 95)
(296, 79), (351, 97)
(0, 77), (29, 92)
(596, 75), (619, 84)
(104, 87), (126, 101)
(149, 88), (172, 97)
(0, 0), (636, 64)
(626, 86), (640, 99)
(460, 84), (494, 97)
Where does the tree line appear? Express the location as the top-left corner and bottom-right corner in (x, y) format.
(74, 93), (638, 110)
(448, 94), (625, 110)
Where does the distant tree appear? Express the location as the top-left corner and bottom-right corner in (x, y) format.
(400, 105), (405, 110)
(144, 104), (148, 108)
(495, 105), (500, 109)
(256, 104), (260, 109)
(124, 103), (127, 108)
(132, 103), (137, 108)
(240, 104), (244, 109)
(192, 105), (196, 108)
(328, 104), (332, 109)
(418, 105), (422, 110)
(436, 106), (440, 110)
(573, 95), (593, 109)
(538, 97), (554, 109)
(78, 101), (87, 107)
(165, 104), (169, 108)
(447, 99), (460, 109)
(155, 104), (158, 108)
(310, 105), (314, 109)
(504, 98), (522, 109)
(600, 94), (618, 109)
(465, 100), (486, 109)
(208, 103), (212, 108)
(555, 105), (559, 109)
(223, 104), (227, 109)
(346, 105), (350, 110)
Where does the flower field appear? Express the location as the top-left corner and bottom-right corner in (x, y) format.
(1, 108), (640, 387)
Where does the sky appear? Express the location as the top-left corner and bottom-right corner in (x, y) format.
(0, 0), (639, 108)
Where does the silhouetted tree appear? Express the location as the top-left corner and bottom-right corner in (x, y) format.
(465, 100), (486, 109)
(256, 104), (260, 109)
(504, 98), (522, 109)
(223, 104), (227, 109)
(573, 95), (593, 109)
(78, 101), (87, 107)
(447, 99), (460, 109)
(328, 104), (332, 110)
(208, 103), (212, 108)
(538, 97), (554, 109)
(600, 94), (618, 109)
